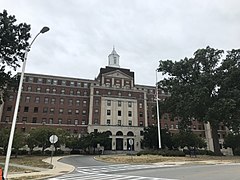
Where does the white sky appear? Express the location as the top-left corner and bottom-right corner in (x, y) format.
(1, 0), (240, 85)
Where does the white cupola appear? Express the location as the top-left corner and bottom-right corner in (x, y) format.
(108, 47), (120, 68)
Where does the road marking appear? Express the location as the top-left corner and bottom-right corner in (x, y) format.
(49, 164), (179, 180)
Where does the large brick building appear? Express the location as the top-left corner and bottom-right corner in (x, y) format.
(0, 48), (228, 152)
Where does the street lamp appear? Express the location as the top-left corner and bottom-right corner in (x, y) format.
(156, 69), (162, 149)
(3, 26), (50, 179)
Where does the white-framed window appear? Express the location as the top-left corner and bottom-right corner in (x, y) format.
(107, 100), (111, 106)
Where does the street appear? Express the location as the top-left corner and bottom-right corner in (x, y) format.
(49, 156), (240, 180)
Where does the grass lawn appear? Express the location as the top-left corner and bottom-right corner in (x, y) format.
(95, 154), (240, 164)
(0, 155), (52, 173)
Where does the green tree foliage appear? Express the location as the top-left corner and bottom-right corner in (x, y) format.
(224, 133), (240, 155)
(172, 131), (206, 150)
(158, 46), (240, 155)
(0, 9), (31, 104)
(142, 126), (173, 149)
(79, 131), (111, 153)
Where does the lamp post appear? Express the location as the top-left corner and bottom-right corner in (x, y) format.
(156, 69), (162, 149)
(3, 26), (50, 179)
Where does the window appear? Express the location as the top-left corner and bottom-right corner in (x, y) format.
(95, 100), (99, 106)
(53, 79), (58, 85)
(118, 101), (122, 107)
(7, 106), (12, 111)
(140, 130), (144, 136)
(118, 92), (121, 96)
(128, 111), (132, 117)
(107, 119), (110, 125)
(37, 78), (43, 83)
(51, 98), (56, 104)
(82, 120), (86, 125)
(82, 110), (86, 115)
(52, 88), (57, 93)
(24, 106), (29, 112)
(61, 80), (66, 86)
(28, 77), (33, 82)
(118, 120), (121, 126)
(67, 119), (71, 124)
(77, 82), (81, 87)
(76, 90), (81, 96)
(139, 112), (143, 117)
(140, 121), (143, 126)
(59, 108), (64, 114)
(36, 87), (41, 92)
(22, 117), (27, 122)
(68, 99), (73, 105)
(107, 91), (111, 95)
(83, 100), (87, 107)
(46, 88), (50, 93)
(60, 98), (64, 104)
(75, 109), (79, 114)
(84, 83), (88, 88)
(58, 119), (62, 124)
(61, 89), (65, 94)
(5, 116), (10, 123)
(42, 118), (46, 124)
(94, 119), (98, 124)
(74, 119), (78, 125)
(128, 120), (132, 126)
(33, 107), (38, 113)
(76, 100), (80, 106)
(95, 109), (99, 113)
(25, 96), (30, 103)
(49, 118), (53, 124)
(139, 103), (142, 108)
(35, 97), (40, 103)
(118, 110), (121, 116)
(27, 86), (32, 91)
(96, 90), (99, 95)
(176, 124), (179, 129)
(70, 89), (74, 95)
(43, 107), (48, 113)
(46, 79), (52, 84)
(107, 100), (111, 106)
(32, 117), (37, 123)
(44, 97), (49, 104)
(84, 91), (87, 96)
(9, 95), (14, 101)
(107, 110), (111, 115)
(70, 81), (75, 86)
(128, 93), (131, 97)
(50, 108), (55, 114)
(68, 109), (72, 114)
(128, 102), (132, 107)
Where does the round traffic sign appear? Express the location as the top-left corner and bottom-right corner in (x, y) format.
(49, 135), (58, 144)
(129, 139), (134, 146)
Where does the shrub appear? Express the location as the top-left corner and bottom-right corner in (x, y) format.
(136, 149), (185, 157)
(233, 148), (240, 156)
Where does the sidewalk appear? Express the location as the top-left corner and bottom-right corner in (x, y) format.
(6, 156), (75, 180)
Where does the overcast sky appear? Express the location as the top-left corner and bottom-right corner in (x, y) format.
(1, 0), (240, 85)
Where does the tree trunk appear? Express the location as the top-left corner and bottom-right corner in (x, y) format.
(211, 124), (222, 155)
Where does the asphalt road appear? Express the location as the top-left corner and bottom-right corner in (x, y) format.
(56, 155), (240, 180)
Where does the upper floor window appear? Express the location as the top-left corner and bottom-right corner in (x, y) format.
(107, 110), (111, 116)
(61, 89), (65, 94)
(53, 79), (58, 85)
(76, 99), (80, 106)
(139, 103), (143, 108)
(128, 102), (132, 107)
(61, 80), (66, 86)
(128, 111), (132, 117)
(36, 87), (41, 92)
(37, 78), (42, 83)
(52, 88), (57, 93)
(51, 98), (56, 104)
(35, 97), (40, 103)
(28, 77), (33, 83)
(70, 81), (75, 86)
(46, 79), (52, 84)
(107, 100), (111, 106)
(84, 83), (88, 88)
(60, 98), (64, 104)
(27, 86), (32, 91)
(70, 89), (74, 95)
(77, 82), (81, 87)
(76, 90), (81, 96)
(25, 96), (30, 103)
(118, 101), (122, 107)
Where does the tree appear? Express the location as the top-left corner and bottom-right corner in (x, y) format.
(158, 46), (240, 155)
(142, 126), (173, 149)
(224, 133), (240, 155)
(172, 131), (206, 150)
(0, 9), (31, 104)
(12, 130), (27, 157)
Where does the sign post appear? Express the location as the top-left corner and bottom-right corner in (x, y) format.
(49, 135), (58, 164)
